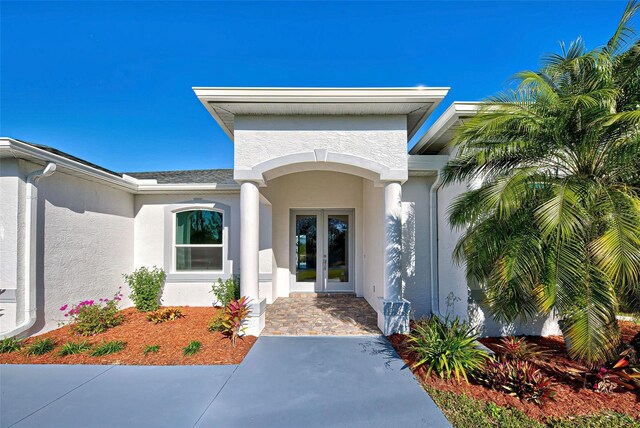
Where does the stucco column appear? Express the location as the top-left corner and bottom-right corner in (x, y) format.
(384, 181), (402, 301)
(239, 181), (266, 336)
(379, 181), (410, 335)
(240, 181), (260, 299)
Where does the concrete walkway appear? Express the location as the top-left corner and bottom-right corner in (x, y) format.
(1, 337), (450, 428)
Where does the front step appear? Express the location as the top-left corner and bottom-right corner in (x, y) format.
(289, 292), (357, 298)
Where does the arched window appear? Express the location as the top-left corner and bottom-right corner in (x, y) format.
(175, 209), (223, 271)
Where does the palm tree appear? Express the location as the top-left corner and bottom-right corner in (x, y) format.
(443, 0), (640, 365)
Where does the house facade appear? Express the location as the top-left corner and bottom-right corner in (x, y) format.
(0, 87), (561, 338)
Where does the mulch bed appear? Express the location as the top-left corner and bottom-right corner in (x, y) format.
(389, 320), (640, 422)
(0, 307), (256, 365)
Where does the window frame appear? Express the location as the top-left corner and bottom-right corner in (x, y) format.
(173, 208), (225, 273)
(163, 200), (232, 283)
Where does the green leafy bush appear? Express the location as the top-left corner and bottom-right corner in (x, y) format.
(58, 340), (92, 356)
(143, 345), (160, 355)
(221, 296), (251, 347)
(210, 276), (240, 307)
(146, 307), (184, 324)
(0, 337), (23, 354)
(60, 291), (124, 336)
(207, 311), (226, 332)
(26, 338), (56, 356)
(124, 266), (166, 312)
(91, 340), (126, 356)
(408, 316), (489, 383)
(479, 359), (555, 405)
(183, 340), (201, 356)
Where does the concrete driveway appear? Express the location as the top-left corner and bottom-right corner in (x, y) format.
(1, 336), (450, 428)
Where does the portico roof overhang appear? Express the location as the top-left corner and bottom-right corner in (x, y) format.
(193, 87), (450, 142)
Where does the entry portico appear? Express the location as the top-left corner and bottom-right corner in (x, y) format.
(195, 87), (449, 335)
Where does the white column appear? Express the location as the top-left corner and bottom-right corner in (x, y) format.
(383, 181), (402, 301)
(240, 181), (260, 300)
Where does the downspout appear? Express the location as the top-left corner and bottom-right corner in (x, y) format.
(430, 169), (445, 318)
(1, 163), (57, 339)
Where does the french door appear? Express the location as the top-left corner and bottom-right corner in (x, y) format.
(290, 209), (354, 293)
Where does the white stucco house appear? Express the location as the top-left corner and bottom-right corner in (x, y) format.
(0, 87), (560, 338)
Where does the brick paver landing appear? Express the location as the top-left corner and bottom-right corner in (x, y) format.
(262, 296), (381, 335)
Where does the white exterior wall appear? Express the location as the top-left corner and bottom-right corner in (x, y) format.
(23, 160), (134, 334)
(234, 115), (408, 175)
(133, 193), (273, 306)
(260, 171), (365, 300)
(0, 159), (24, 332)
(401, 176), (434, 319)
(362, 180), (384, 312)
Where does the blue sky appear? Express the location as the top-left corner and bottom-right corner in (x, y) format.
(0, 1), (628, 172)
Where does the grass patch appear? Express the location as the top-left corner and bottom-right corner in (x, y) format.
(143, 345), (160, 355)
(58, 340), (92, 356)
(25, 338), (56, 356)
(425, 386), (639, 428)
(182, 340), (201, 356)
(0, 337), (23, 354)
(90, 340), (125, 357)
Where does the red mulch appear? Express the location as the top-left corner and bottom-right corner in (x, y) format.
(389, 320), (640, 422)
(0, 307), (256, 365)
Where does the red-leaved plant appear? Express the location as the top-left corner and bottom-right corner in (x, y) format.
(589, 349), (640, 393)
(222, 296), (251, 347)
(493, 336), (551, 362)
(479, 359), (556, 405)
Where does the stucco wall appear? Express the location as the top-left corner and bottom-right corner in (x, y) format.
(22, 160), (135, 335)
(0, 159), (24, 332)
(135, 193), (255, 306)
(401, 176), (434, 319)
(234, 115), (408, 176)
(362, 180), (384, 312)
(260, 171), (366, 300)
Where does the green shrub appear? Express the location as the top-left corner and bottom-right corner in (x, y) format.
(408, 316), (489, 383)
(183, 340), (201, 356)
(59, 340), (92, 356)
(91, 340), (126, 356)
(0, 337), (23, 354)
(479, 359), (556, 405)
(146, 307), (184, 324)
(26, 338), (56, 356)
(143, 345), (160, 355)
(207, 310), (226, 332)
(210, 276), (240, 307)
(124, 266), (166, 312)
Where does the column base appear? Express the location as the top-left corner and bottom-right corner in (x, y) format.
(243, 298), (266, 336)
(377, 298), (411, 335)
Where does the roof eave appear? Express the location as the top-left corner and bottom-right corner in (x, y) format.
(193, 87), (451, 142)
(409, 102), (481, 155)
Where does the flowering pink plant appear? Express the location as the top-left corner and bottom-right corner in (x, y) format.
(59, 289), (124, 336)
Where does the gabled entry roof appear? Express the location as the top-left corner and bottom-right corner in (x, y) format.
(193, 87), (450, 142)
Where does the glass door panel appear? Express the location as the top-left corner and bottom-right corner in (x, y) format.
(291, 209), (353, 293)
(326, 215), (349, 283)
(294, 214), (318, 289)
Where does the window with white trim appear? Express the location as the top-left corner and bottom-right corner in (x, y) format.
(175, 209), (223, 271)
